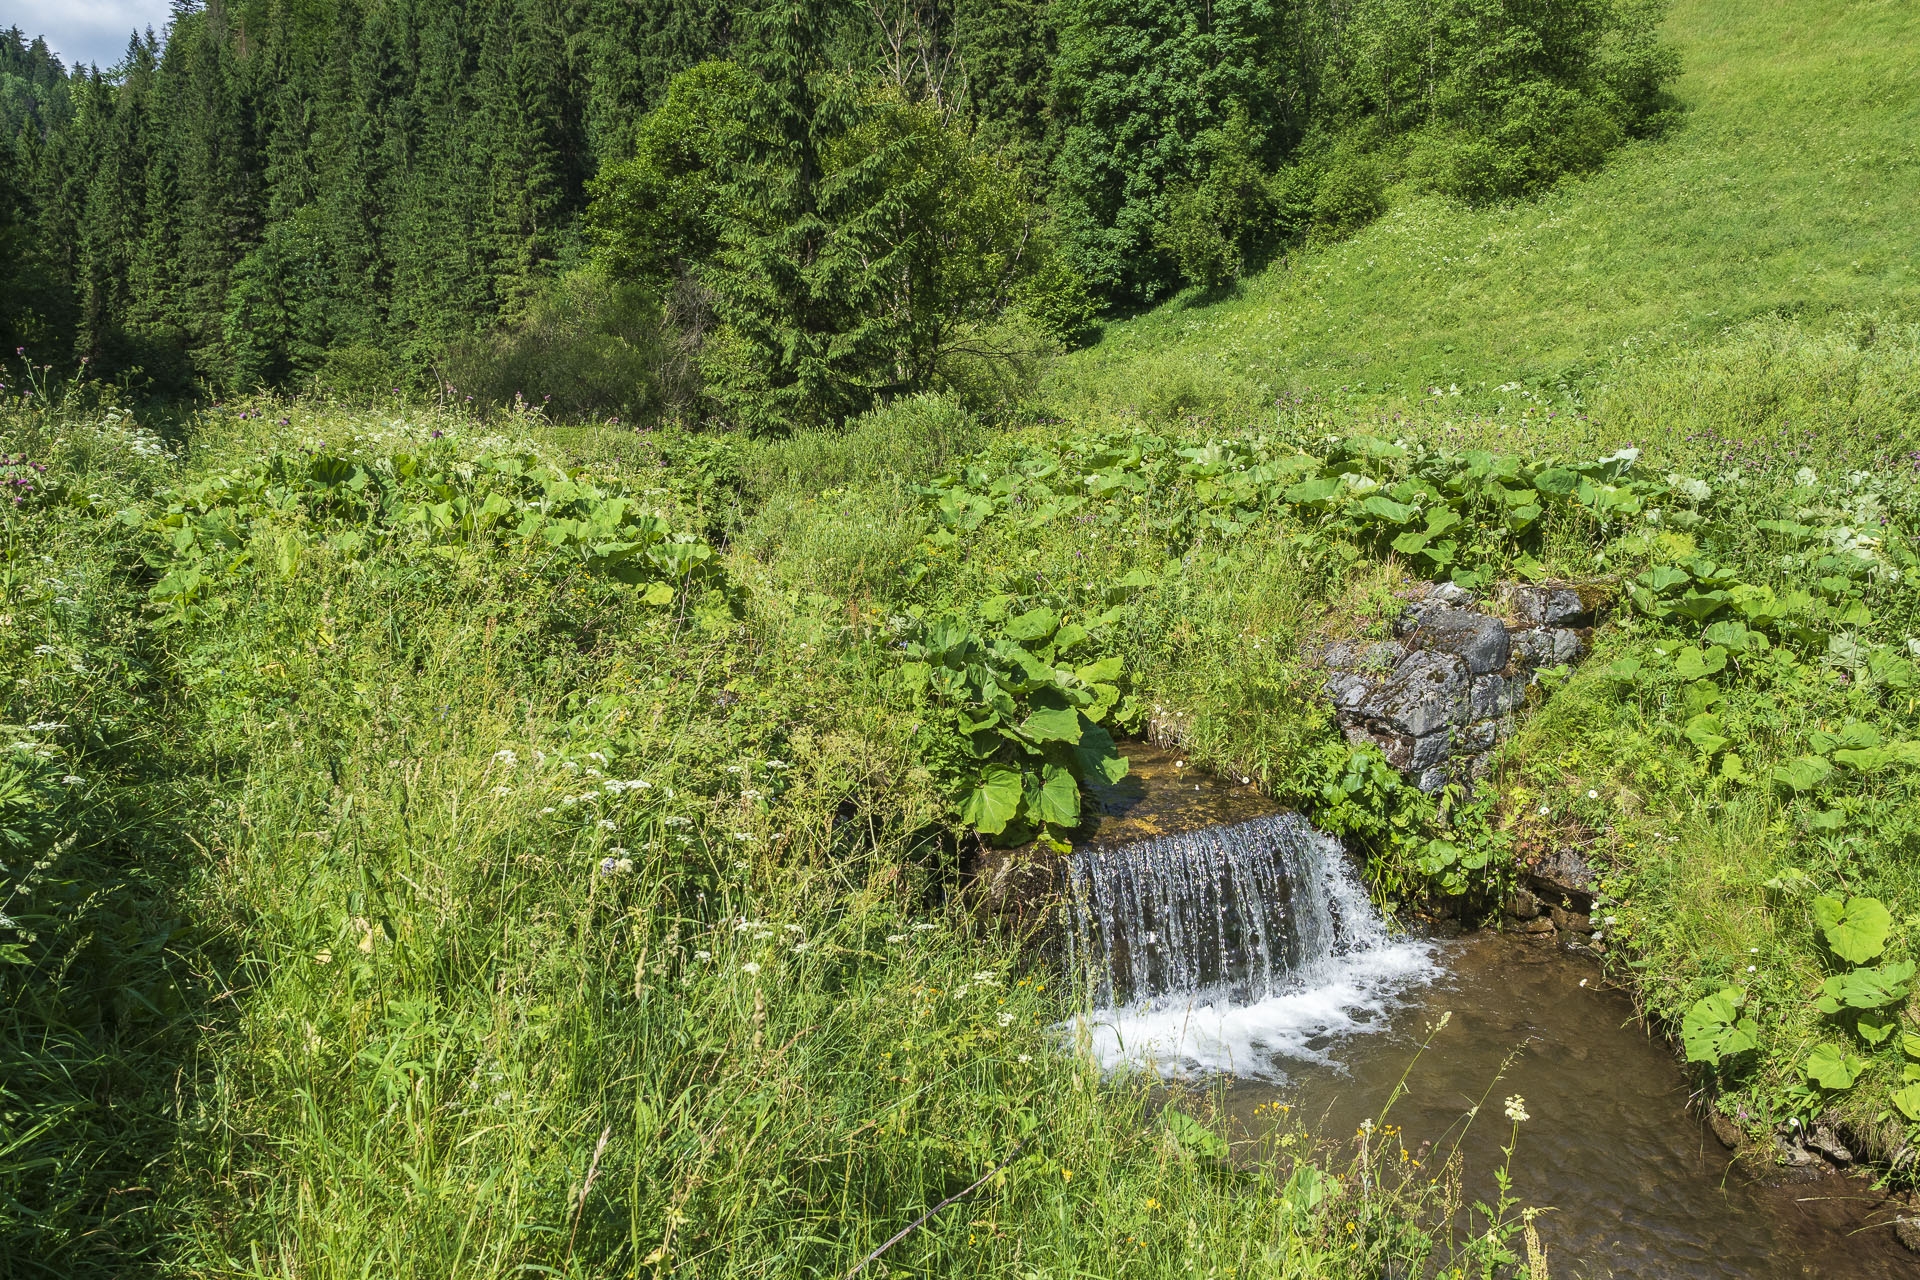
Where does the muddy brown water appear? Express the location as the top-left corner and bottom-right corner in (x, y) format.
(1219, 931), (1914, 1278)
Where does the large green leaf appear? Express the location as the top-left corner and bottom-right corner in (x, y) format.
(1532, 467), (1578, 496)
(1681, 989), (1758, 1065)
(1162, 1107), (1228, 1160)
(1284, 476), (1343, 508)
(1029, 765), (1081, 830)
(1770, 755), (1834, 793)
(1004, 607), (1059, 646)
(1812, 895), (1892, 964)
(1669, 591), (1730, 624)
(1683, 713), (1728, 757)
(1701, 620), (1755, 653)
(1832, 747), (1893, 773)
(1640, 565), (1692, 594)
(1813, 961), (1911, 1013)
(1074, 720), (1130, 786)
(1359, 495), (1417, 525)
(1673, 645), (1728, 680)
(1019, 706), (1084, 743)
(960, 765), (1024, 836)
(1893, 1084), (1920, 1123)
(1804, 1042), (1865, 1091)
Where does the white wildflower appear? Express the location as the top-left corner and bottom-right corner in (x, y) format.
(1504, 1095), (1530, 1123)
(741, 962), (761, 976)
(996, 1012), (1014, 1026)
(492, 749), (518, 766)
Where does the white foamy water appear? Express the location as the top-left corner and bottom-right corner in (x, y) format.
(1065, 939), (1437, 1080)
(1061, 812), (1439, 1080)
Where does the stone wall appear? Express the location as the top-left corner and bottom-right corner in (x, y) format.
(1314, 580), (1606, 794)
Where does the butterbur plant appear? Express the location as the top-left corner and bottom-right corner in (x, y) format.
(896, 604), (1137, 846)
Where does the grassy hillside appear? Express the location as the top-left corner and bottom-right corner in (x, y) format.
(1052, 0), (1920, 416)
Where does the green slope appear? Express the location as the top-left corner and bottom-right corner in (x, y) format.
(1051, 0), (1920, 415)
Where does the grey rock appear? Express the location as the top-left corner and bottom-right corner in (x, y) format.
(1323, 671), (1371, 708)
(1370, 730), (1416, 771)
(1454, 720), (1498, 753)
(1512, 915), (1556, 935)
(1549, 628), (1586, 664)
(1429, 582), (1474, 608)
(1415, 766), (1450, 793)
(1505, 585), (1594, 628)
(1506, 888), (1541, 919)
(1410, 731), (1451, 770)
(1707, 1111), (1743, 1150)
(1317, 640), (1406, 676)
(1806, 1124), (1853, 1165)
(1897, 1214), (1920, 1254)
(1318, 639), (1361, 670)
(1512, 627), (1555, 666)
(1359, 640), (1409, 670)
(1360, 650), (1469, 737)
(1412, 606), (1511, 676)
(1527, 845), (1595, 907)
(1468, 674), (1508, 720)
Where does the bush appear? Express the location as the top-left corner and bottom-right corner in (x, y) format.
(1310, 151), (1389, 238)
(438, 271), (689, 423)
(316, 342), (405, 403)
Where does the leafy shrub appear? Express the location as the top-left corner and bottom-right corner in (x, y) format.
(315, 342), (405, 403)
(898, 605), (1135, 845)
(1310, 151), (1389, 238)
(144, 440), (731, 627)
(439, 271), (685, 423)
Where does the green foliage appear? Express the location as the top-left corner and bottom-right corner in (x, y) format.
(439, 269), (690, 423)
(1813, 961), (1912, 1017)
(141, 436), (731, 627)
(1812, 895), (1893, 965)
(592, 57), (1081, 431)
(1680, 988), (1758, 1067)
(898, 605), (1134, 843)
(1805, 1042), (1866, 1092)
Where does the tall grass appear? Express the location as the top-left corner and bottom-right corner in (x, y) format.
(4, 391), (1526, 1278)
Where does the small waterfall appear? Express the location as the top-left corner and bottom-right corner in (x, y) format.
(1064, 813), (1434, 1080)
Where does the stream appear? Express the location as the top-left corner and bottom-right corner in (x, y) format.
(1064, 746), (1914, 1277)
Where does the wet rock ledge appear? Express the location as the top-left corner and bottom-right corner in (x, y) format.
(1313, 580), (1609, 794)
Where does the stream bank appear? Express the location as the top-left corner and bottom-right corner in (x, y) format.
(964, 740), (1920, 1272)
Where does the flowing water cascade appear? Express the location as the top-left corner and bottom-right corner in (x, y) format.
(1064, 813), (1435, 1080)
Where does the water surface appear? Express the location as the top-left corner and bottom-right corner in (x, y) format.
(1219, 932), (1913, 1279)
